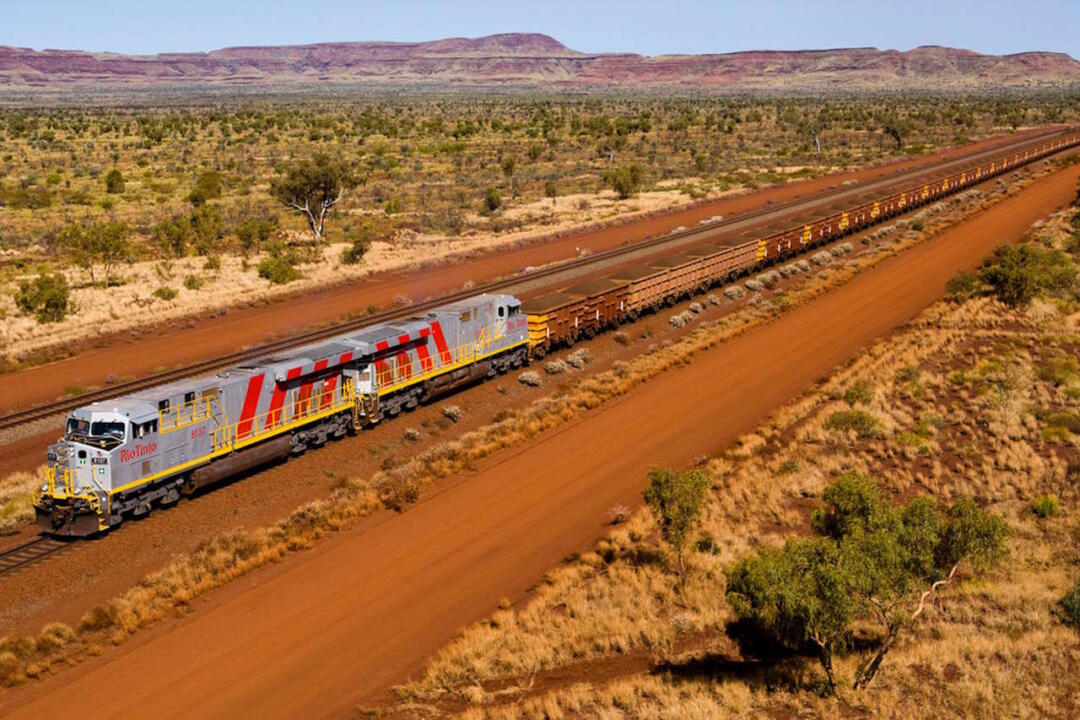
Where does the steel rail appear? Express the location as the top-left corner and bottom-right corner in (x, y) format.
(0, 536), (69, 577)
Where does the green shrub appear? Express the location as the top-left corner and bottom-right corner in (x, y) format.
(1046, 412), (1080, 434)
(605, 164), (645, 199)
(694, 532), (720, 555)
(843, 380), (874, 407)
(824, 409), (881, 439)
(233, 215), (278, 255)
(481, 187), (502, 214)
(155, 215), (191, 258)
(895, 365), (921, 384)
(1062, 579), (1080, 630)
(14, 272), (71, 323)
(188, 170), (222, 206)
(1037, 355), (1079, 387)
(257, 250), (300, 285)
(979, 243), (1077, 307)
(1031, 494), (1059, 519)
(153, 286), (178, 301)
(104, 168), (125, 194)
(945, 269), (981, 301)
(341, 239), (370, 265)
(183, 274), (203, 290)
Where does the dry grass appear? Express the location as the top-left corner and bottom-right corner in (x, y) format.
(0, 467), (43, 535)
(391, 206), (1080, 718)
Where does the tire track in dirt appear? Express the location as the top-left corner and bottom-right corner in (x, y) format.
(0, 129), (1054, 417)
(1, 157), (1077, 720)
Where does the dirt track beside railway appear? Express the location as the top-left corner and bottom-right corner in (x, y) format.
(0, 128), (1054, 422)
(1, 153), (1076, 719)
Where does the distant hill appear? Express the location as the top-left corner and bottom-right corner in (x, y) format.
(1, 33), (1077, 93)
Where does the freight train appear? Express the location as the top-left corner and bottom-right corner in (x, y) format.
(35, 130), (1080, 536)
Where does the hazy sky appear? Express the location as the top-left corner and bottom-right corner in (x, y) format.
(3, 0), (1078, 58)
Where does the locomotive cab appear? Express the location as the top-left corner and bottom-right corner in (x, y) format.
(60, 409), (127, 492)
(37, 408), (128, 534)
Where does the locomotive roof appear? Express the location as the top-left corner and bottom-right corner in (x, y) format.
(433, 293), (518, 313)
(70, 293), (524, 419)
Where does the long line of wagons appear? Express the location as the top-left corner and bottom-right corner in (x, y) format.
(36, 130), (1080, 536)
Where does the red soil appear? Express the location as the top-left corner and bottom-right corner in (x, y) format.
(1, 152), (1075, 719)
(0, 128), (1054, 418)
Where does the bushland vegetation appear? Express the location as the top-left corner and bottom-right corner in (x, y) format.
(0, 94), (1075, 317)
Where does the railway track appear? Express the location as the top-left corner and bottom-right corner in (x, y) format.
(0, 536), (70, 577)
(0, 128), (1070, 434)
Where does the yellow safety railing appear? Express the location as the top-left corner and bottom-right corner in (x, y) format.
(159, 396), (215, 432)
(214, 380), (357, 450)
(374, 325), (519, 392)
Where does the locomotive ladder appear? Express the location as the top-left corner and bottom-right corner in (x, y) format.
(208, 397), (231, 450)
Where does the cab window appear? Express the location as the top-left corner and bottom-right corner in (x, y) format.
(90, 421), (126, 441)
(497, 306), (506, 318)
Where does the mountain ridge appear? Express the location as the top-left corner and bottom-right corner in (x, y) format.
(1, 33), (1077, 92)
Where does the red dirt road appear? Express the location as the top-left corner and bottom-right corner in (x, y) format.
(0, 128), (1054, 417)
(2, 159), (1077, 720)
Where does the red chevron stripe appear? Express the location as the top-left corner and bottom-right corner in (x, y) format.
(298, 358), (329, 414)
(416, 328), (433, 372)
(267, 367), (302, 429)
(375, 340), (391, 386)
(396, 333), (413, 379)
(321, 352), (353, 409)
(429, 321), (452, 365)
(236, 373), (265, 440)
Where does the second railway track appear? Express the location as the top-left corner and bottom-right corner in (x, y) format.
(0, 127), (1073, 434)
(0, 537), (70, 577)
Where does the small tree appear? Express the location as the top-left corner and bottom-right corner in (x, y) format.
(727, 476), (1009, 696)
(482, 187), (502, 214)
(104, 168), (125, 194)
(644, 467), (710, 578)
(155, 215), (191, 258)
(15, 271), (72, 323)
(341, 220), (376, 265)
(257, 242), (301, 285)
(270, 153), (356, 243)
(1061, 578), (1080, 630)
(59, 220), (132, 288)
(544, 179), (558, 207)
(605, 164), (644, 199)
(188, 170), (223, 206)
(234, 214), (278, 256)
(190, 204), (223, 256)
(979, 243), (1077, 307)
(881, 116), (908, 150)
(726, 537), (856, 693)
(500, 156), (517, 195)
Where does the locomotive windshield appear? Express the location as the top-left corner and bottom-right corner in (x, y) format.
(66, 418), (89, 437)
(90, 421), (126, 440)
(65, 418), (126, 449)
